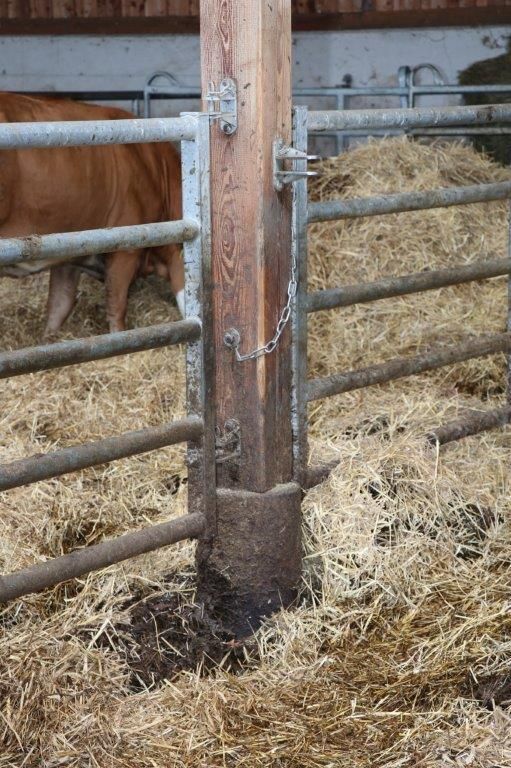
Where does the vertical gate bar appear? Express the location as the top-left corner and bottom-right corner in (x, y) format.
(336, 94), (345, 155)
(291, 106), (310, 486)
(182, 113), (216, 533)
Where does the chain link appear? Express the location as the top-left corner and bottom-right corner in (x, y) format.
(224, 243), (298, 362)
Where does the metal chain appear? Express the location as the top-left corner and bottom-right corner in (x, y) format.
(224, 243), (298, 362)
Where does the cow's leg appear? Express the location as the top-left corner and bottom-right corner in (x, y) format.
(44, 264), (81, 337)
(104, 250), (140, 332)
(168, 248), (185, 317)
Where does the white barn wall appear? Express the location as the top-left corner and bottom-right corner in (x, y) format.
(0, 28), (508, 154)
(0, 26), (508, 108)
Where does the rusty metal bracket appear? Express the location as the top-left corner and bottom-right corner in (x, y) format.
(273, 138), (318, 191)
(215, 419), (241, 464)
(205, 78), (237, 135)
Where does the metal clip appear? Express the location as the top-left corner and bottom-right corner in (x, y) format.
(205, 78), (237, 135)
(273, 138), (319, 191)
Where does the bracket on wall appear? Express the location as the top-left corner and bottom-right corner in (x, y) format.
(205, 78), (237, 135)
(273, 139), (318, 191)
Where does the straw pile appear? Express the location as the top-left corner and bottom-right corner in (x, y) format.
(1, 137), (510, 767)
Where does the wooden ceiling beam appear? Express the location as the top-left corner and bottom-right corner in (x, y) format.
(0, 6), (509, 34)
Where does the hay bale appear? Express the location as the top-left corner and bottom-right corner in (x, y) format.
(0, 137), (510, 766)
(459, 39), (511, 165)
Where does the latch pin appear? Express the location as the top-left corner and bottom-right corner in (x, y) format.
(273, 138), (319, 191)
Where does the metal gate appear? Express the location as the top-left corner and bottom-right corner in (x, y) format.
(1, 100), (511, 612)
(0, 111), (215, 602)
(291, 103), (511, 488)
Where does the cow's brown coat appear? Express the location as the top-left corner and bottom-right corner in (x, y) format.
(0, 93), (183, 334)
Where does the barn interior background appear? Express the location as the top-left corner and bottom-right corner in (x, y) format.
(0, 0), (509, 116)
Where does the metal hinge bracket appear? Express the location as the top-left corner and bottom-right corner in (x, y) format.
(205, 78), (237, 135)
(215, 419), (241, 464)
(273, 138), (318, 191)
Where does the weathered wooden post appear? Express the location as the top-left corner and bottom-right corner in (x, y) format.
(197, 0), (302, 636)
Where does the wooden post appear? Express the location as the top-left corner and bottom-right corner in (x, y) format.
(198, 0), (301, 636)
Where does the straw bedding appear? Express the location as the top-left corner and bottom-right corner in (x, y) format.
(1, 137), (510, 767)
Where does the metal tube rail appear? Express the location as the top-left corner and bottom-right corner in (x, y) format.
(428, 406), (511, 445)
(0, 319), (201, 379)
(0, 417), (203, 491)
(0, 115), (197, 149)
(303, 405), (511, 488)
(307, 333), (511, 402)
(307, 258), (511, 313)
(308, 181), (511, 224)
(18, 82), (511, 103)
(0, 512), (205, 603)
(307, 104), (511, 134)
(413, 127), (511, 136)
(316, 128), (511, 137)
(0, 220), (197, 268)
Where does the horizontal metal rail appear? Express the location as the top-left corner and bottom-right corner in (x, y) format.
(308, 181), (511, 224)
(428, 406), (511, 445)
(0, 115), (197, 149)
(17, 82), (511, 103)
(303, 405), (511, 489)
(318, 128), (511, 138)
(307, 104), (511, 134)
(0, 512), (205, 603)
(307, 333), (511, 402)
(0, 417), (203, 491)
(413, 127), (511, 137)
(0, 319), (201, 379)
(0, 219), (197, 268)
(307, 258), (511, 313)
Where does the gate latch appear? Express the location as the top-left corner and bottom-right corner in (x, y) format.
(205, 78), (237, 135)
(273, 139), (318, 191)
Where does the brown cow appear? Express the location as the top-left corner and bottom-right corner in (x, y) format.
(0, 93), (184, 335)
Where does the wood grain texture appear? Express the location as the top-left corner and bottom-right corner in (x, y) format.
(200, 0), (293, 492)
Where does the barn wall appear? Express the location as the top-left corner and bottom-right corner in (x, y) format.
(0, 26), (508, 112)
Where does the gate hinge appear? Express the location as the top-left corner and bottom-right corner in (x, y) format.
(273, 138), (318, 191)
(205, 78), (237, 135)
(215, 419), (241, 464)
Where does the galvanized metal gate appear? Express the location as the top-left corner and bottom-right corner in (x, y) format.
(291, 103), (511, 488)
(1, 100), (511, 612)
(0, 111), (215, 602)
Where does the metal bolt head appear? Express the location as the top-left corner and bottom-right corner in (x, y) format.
(224, 328), (240, 348)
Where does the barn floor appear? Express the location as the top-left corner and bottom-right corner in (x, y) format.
(1, 137), (511, 767)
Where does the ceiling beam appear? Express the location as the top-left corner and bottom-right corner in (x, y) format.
(0, 7), (509, 35)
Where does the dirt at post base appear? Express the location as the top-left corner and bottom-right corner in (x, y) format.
(114, 572), (258, 689)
